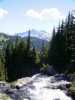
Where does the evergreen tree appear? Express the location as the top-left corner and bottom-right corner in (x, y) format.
(0, 49), (5, 81)
(64, 12), (75, 72)
(64, 12), (73, 64)
(40, 41), (48, 64)
(31, 46), (36, 63)
(5, 31), (40, 81)
(48, 24), (66, 72)
(5, 41), (14, 81)
(48, 27), (56, 65)
(26, 30), (31, 52)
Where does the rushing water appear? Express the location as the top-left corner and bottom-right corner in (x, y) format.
(0, 74), (73, 100)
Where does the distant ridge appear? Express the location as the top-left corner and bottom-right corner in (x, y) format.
(0, 32), (49, 50)
(17, 29), (50, 41)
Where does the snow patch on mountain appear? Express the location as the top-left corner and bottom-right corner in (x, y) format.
(17, 29), (50, 40)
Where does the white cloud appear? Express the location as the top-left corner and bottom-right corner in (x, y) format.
(25, 8), (65, 21)
(0, 8), (8, 19)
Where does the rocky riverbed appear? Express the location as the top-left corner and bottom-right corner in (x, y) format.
(0, 74), (73, 100)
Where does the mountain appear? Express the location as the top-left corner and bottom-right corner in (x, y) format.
(18, 29), (49, 49)
(17, 29), (50, 40)
(23, 37), (48, 50)
(0, 33), (10, 42)
(0, 32), (49, 50)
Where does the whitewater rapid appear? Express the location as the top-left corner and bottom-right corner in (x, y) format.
(0, 74), (73, 100)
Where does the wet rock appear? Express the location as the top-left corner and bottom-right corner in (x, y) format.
(15, 85), (20, 90)
(12, 77), (32, 87)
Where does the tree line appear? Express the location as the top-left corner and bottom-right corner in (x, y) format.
(0, 12), (75, 82)
(48, 12), (75, 73)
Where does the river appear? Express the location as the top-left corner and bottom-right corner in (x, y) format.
(0, 74), (73, 100)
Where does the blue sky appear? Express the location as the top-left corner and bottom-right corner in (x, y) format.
(0, 0), (75, 35)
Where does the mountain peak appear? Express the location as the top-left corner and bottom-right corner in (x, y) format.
(17, 29), (50, 40)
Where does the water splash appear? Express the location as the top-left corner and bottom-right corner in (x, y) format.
(0, 74), (72, 100)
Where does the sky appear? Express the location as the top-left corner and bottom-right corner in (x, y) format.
(0, 0), (75, 35)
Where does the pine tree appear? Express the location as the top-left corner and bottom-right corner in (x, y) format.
(64, 12), (75, 72)
(40, 41), (48, 64)
(48, 27), (56, 65)
(0, 49), (5, 81)
(5, 41), (14, 81)
(48, 24), (66, 72)
(26, 30), (31, 52)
